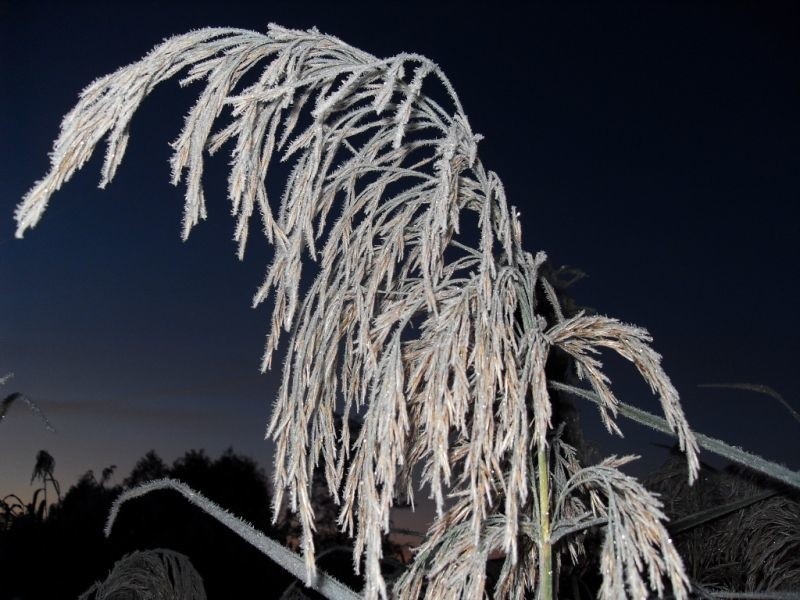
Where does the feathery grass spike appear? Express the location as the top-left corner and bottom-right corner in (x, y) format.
(18, 25), (711, 599)
(78, 548), (206, 600)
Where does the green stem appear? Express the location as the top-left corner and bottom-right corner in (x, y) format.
(515, 277), (553, 598)
(537, 444), (553, 600)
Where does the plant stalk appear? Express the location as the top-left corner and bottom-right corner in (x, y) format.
(537, 444), (553, 600)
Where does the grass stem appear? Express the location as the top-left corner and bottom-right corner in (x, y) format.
(537, 444), (553, 600)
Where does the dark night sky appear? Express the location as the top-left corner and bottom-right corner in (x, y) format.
(1, 1), (798, 517)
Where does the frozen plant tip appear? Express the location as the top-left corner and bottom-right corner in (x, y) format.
(0, 374), (56, 432)
(18, 24), (711, 599)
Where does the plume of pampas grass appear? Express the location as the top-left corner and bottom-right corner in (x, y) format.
(17, 24), (711, 599)
(78, 548), (206, 600)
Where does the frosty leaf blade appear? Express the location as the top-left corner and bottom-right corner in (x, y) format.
(666, 490), (778, 535)
(551, 381), (800, 490)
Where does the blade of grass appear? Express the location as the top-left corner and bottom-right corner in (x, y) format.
(698, 384), (800, 426)
(0, 391), (56, 432)
(549, 381), (800, 491)
(666, 490), (777, 535)
(655, 584), (800, 599)
(695, 592), (800, 600)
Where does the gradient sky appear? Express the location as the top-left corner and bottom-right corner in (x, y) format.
(1, 1), (798, 519)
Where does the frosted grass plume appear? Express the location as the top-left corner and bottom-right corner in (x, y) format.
(16, 24), (707, 599)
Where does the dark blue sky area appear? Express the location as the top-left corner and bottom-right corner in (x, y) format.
(1, 1), (798, 512)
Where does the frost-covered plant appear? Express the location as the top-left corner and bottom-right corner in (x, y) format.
(0, 373), (56, 432)
(78, 548), (206, 600)
(647, 445), (800, 593)
(17, 24), (797, 600)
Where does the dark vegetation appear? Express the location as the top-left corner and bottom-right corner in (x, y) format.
(0, 448), (297, 599)
(2, 442), (797, 599)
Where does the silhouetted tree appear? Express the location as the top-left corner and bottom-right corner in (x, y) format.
(123, 450), (168, 488)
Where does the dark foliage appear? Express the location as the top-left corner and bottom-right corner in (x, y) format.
(645, 449), (800, 593)
(0, 448), (294, 600)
